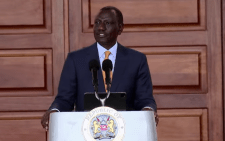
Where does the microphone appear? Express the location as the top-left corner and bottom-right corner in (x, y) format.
(89, 59), (100, 92)
(102, 59), (113, 90)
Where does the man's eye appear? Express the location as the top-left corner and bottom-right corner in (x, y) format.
(106, 22), (110, 25)
(95, 21), (100, 24)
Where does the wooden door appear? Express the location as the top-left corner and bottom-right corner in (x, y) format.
(69, 0), (223, 141)
(0, 0), (66, 140)
(0, 0), (223, 141)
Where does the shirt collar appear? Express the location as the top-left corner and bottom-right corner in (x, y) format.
(97, 42), (118, 58)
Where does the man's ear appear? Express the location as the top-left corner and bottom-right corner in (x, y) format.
(118, 23), (124, 35)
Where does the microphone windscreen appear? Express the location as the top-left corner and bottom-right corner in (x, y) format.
(102, 59), (113, 71)
(89, 59), (100, 71)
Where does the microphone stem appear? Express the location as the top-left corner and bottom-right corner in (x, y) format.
(106, 83), (111, 93)
(91, 69), (98, 92)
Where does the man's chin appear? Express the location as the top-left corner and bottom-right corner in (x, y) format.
(96, 38), (116, 48)
(97, 40), (108, 46)
(96, 38), (107, 43)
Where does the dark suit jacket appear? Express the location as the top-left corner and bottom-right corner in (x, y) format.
(49, 43), (156, 111)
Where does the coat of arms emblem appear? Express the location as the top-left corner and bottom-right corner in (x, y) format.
(91, 114), (117, 139)
(82, 107), (125, 141)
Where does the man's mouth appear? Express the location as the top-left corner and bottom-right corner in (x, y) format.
(99, 34), (105, 37)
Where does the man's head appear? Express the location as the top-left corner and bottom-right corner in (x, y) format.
(93, 6), (124, 50)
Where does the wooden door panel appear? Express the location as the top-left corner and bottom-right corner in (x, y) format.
(157, 109), (208, 141)
(0, 0), (51, 34)
(0, 0), (44, 25)
(135, 46), (207, 94)
(0, 112), (46, 141)
(0, 56), (45, 88)
(149, 53), (199, 86)
(0, 49), (52, 96)
(90, 0), (199, 24)
(83, 0), (206, 32)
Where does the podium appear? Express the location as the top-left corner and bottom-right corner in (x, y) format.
(48, 109), (157, 141)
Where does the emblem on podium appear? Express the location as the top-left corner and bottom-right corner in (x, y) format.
(82, 107), (125, 141)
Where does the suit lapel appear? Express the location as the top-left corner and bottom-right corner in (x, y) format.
(111, 43), (128, 92)
(86, 43), (105, 92)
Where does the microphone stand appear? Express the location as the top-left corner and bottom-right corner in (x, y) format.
(94, 90), (110, 107)
(94, 80), (111, 107)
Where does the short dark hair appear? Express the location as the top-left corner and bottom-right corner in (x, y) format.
(100, 6), (124, 25)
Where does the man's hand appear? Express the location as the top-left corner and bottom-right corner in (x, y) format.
(142, 107), (159, 126)
(41, 110), (58, 131)
(153, 111), (159, 126)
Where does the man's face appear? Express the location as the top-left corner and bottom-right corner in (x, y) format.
(93, 10), (123, 49)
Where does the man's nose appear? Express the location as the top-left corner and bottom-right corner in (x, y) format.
(98, 22), (106, 31)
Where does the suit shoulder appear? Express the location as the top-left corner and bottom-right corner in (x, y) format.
(68, 46), (90, 56)
(67, 43), (96, 58)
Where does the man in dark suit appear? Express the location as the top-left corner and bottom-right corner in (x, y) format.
(41, 6), (157, 129)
